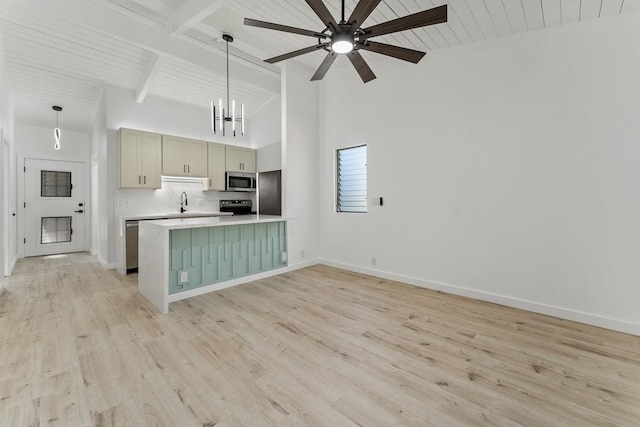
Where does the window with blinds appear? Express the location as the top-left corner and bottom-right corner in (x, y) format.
(336, 145), (367, 213)
(41, 170), (72, 197)
(41, 217), (72, 244)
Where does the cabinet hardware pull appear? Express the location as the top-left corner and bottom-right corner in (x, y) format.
(138, 175), (141, 184)
(209, 178), (211, 188)
(183, 164), (186, 173)
(188, 165), (190, 173)
(143, 176), (146, 184)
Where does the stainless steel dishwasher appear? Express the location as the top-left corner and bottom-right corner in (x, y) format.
(125, 220), (139, 273)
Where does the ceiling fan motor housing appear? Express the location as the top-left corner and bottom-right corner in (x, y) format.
(331, 27), (354, 54)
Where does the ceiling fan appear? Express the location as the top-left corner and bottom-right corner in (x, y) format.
(244, 0), (447, 83)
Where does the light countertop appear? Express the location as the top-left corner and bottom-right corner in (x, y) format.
(118, 212), (234, 221)
(139, 215), (286, 230)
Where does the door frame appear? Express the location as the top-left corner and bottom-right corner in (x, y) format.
(19, 157), (90, 258)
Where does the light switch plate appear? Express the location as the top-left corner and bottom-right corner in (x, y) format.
(180, 271), (188, 283)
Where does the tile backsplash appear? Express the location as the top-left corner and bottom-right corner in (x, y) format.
(114, 178), (253, 217)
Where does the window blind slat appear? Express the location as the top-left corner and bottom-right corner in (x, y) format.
(337, 145), (367, 213)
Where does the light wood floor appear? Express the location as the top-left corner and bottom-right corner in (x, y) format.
(1, 253), (639, 426)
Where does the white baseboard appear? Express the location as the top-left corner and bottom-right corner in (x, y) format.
(320, 259), (640, 337)
(168, 258), (321, 304)
(98, 257), (115, 270)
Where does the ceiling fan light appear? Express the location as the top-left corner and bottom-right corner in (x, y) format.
(332, 33), (354, 54)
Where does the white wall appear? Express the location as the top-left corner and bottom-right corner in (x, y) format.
(282, 61), (319, 266)
(15, 125), (91, 258)
(257, 143), (281, 173)
(319, 12), (640, 335)
(0, 29), (16, 278)
(89, 89), (107, 264)
(251, 95), (281, 147)
(252, 95), (282, 172)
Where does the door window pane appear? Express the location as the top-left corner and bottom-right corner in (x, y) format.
(41, 170), (71, 197)
(41, 217), (72, 244)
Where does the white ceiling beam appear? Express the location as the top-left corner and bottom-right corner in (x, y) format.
(8, 0), (280, 94)
(166, 0), (231, 34)
(136, 53), (163, 103)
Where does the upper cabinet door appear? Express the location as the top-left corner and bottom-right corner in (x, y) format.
(119, 128), (142, 188)
(225, 146), (242, 172)
(185, 140), (208, 177)
(225, 146), (256, 173)
(206, 143), (226, 191)
(241, 149), (256, 173)
(119, 128), (162, 189)
(162, 135), (186, 176)
(141, 132), (162, 188)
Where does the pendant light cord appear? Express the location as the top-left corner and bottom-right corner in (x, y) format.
(341, 0), (345, 23)
(226, 37), (230, 116)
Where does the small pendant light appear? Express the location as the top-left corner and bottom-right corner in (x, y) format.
(52, 105), (62, 150)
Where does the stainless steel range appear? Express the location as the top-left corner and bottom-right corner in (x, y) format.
(220, 199), (253, 215)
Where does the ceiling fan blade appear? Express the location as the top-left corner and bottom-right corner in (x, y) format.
(244, 18), (327, 38)
(347, 0), (383, 28)
(361, 4), (447, 40)
(304, 0), (338, 31)
(266, 44), (330, 64)
(311, 51), (338, 81)
(357, 41), (425, 63)
(347, 51), (376, 83)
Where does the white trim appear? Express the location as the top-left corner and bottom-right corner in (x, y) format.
(167, 258), (320, 304)
(9, 255), (17, 274)
(320, 259), (640, 337)
(98, 256), (115, 270)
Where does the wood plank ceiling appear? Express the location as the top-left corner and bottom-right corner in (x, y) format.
(0, 0), (639, 132)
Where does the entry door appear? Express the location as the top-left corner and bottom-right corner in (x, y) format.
(24, 159), (85, 257)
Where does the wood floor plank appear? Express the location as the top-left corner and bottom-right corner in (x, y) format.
(0, 253), (639, 426)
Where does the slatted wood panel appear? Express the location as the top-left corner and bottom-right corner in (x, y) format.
(168, 222), (287, 294)
(1, 0), (640, 132)
(0, 253), (639, 425)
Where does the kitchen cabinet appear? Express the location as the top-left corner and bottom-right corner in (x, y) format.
(226, 146), (256, 173)
(204, 142), (226, 191)
(162, 135), (208, 177)
(118, 128), (162, 189)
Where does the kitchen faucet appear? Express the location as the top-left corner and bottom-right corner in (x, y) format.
(180, 191), (188, 213)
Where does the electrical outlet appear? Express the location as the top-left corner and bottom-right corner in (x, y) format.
(197, 199), (205, 207)
(281, 252), (287, 263)
(180, 271), (188, 283)
(372, 257), (377, 266)
(300, 250), (305, 258)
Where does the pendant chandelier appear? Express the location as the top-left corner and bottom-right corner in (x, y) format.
(211, 34), (245, 137)
(52, 105), (62, 150)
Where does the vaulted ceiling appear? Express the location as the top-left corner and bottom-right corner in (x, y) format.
(1, 0), (638, 133)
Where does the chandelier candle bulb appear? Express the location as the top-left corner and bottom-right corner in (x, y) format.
(241, 104), (245, 135)
(211, 101), (216, 133)
(219, 99), (223, 136)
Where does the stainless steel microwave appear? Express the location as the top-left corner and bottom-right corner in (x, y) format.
(225, 171), (256, 192)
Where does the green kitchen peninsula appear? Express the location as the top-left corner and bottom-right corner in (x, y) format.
(138, 215), (287, 313)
